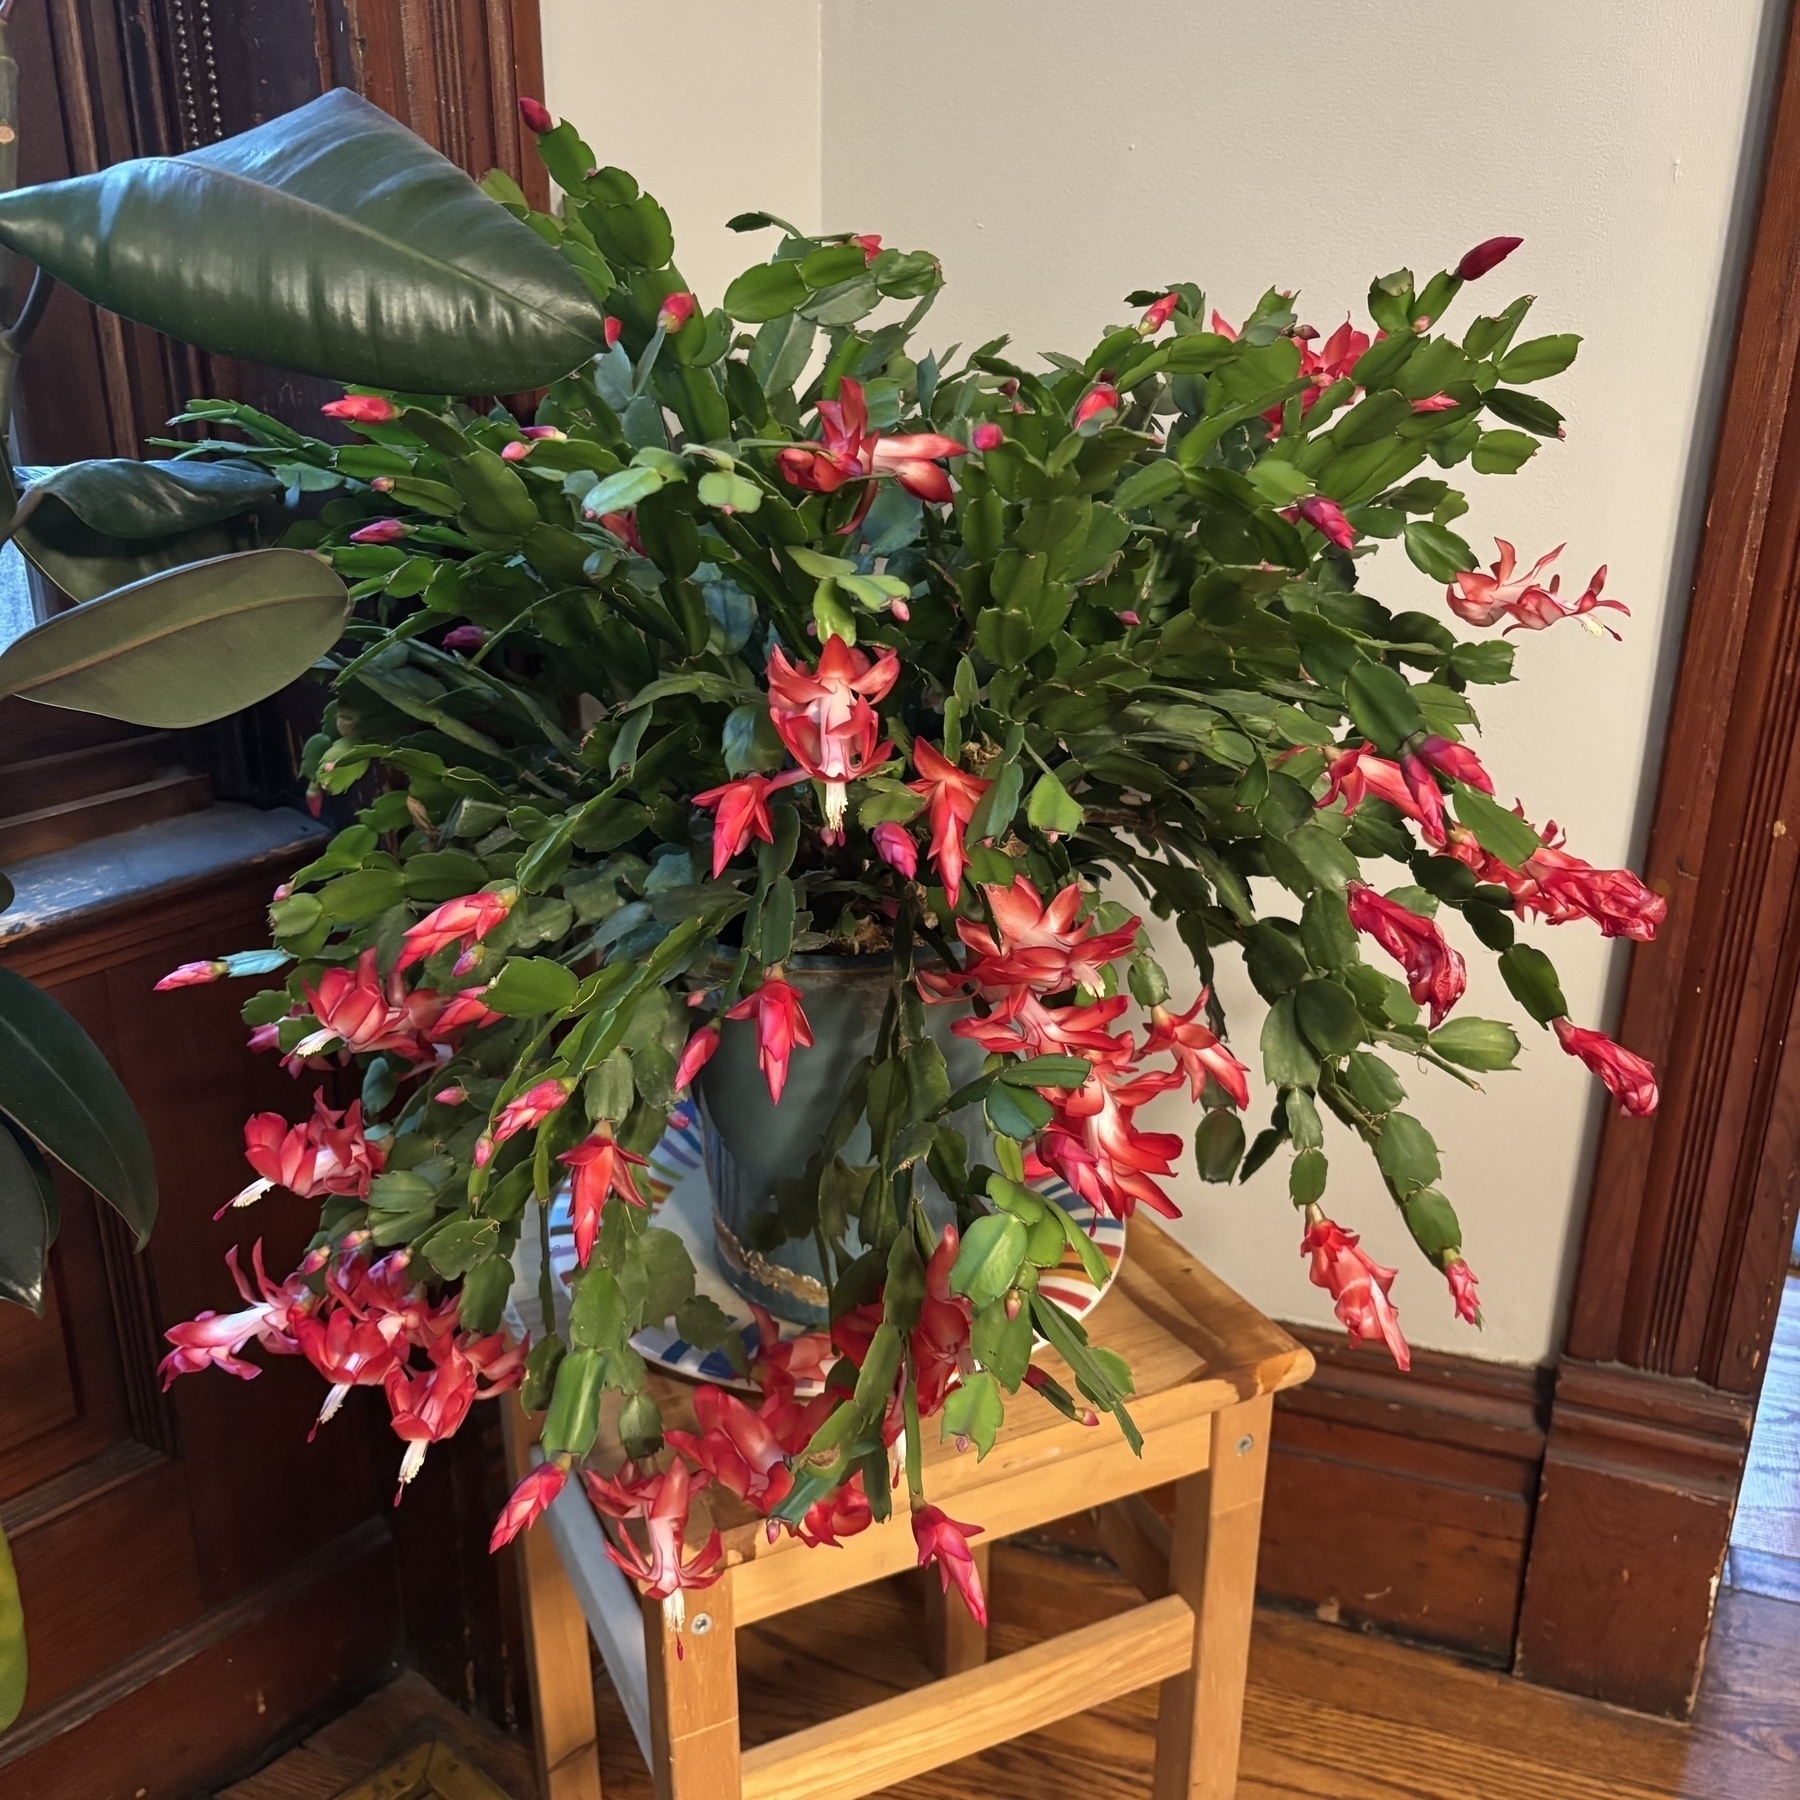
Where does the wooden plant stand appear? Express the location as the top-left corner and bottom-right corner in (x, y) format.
(505, 1217), (1313, 1800)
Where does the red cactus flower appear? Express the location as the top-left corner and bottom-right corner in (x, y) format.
(1144, 992), (1251, 1108)
(475, 1077), (574, 1167)
(1444, 1253), (1482, 1326)
(871, 818), (918, 878)
(1448, 541), (1627, 637)
(490, 1457), (571, 1551)
(396, 887), (517, 973)
(725, 974), (814, 1105)
(674, 1024), (721, 1092)
(1288, 494), (1356, 549)
(693, 769), (806, 878)
(912, 1504), (987, 1627)
(765, 635), (899, 831)
(1072, 383), (1120, 433)
(905, 740), (990, 908)
(558, 1130), (649, 1267)
(1140, 292), (1181, 333)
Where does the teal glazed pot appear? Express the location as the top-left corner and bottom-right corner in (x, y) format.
(693, 954), (988, 1326)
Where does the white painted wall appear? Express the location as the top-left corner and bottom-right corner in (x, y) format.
(541, 2), (824, 302)
(541, 0), (1781, 1362)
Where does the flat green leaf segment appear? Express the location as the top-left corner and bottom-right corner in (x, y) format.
(0, 547), (348, 727)
(0, 968), (156, 1248)
(0, 89), (611, 394)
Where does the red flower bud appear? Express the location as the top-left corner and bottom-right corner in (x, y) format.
(517, 96), (554, 136)
(972, 421), (1005, 451)
(349, 519), (411, 546)
(657, 291), (697, 335)
(322, 394), (398, 425)
(603, 316), (624, 349)
(1455, 235), (1523, 281)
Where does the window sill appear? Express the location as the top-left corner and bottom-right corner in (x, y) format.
(0, 803), (326, 946)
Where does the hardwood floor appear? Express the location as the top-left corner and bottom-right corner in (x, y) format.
(1730, 1274), (1800, 1596)
(223, 1533), (1800, 1800)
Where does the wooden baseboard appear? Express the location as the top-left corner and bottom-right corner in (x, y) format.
(1257, 1326), (1550, 1663)
(1513, 1357), (1754, 1715)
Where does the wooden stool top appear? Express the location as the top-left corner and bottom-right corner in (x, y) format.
(596, 1218), (1314, 1623)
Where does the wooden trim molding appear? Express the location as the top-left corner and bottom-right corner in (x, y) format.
(1258, 1328), (1548, 1664)
(1515, 0), (1800, 1716)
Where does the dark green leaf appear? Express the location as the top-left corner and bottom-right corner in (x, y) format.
(722, 260), (809, 322)
(1288, 1147), (1328, 1206)
(1260, 992), (1320, 1089)
(1429, 1017), (1521, 1071)
(0, 967), (156, 1247)
(1294, 978), (1364, 1057)
(422, 1216), (497, 1279)
(1402, 520), (1476, 581)
(949, 1213), (1027, 1310)
(0, 1119), (57, 1315)
(1499, 943), (1569, 1026)
(1374, 1111), (1440, 1197)
(541, 1347), (606, 1458)
(1195, 1109), (1246, 1183)
(1402, 1188), (1464, 1260)
(1495, 334), (1580, 383)
(1452, 783), (1540, 868)
(1482, 388), (1564, 436)
(0, 548), (346, 728)
(1470, 429), (1539, 476)
(1344, 661), (1425, 752)
(0, 91), (610, 392)
(1343, 1050), (1404, 1116)
(485, 956), (578, 1016)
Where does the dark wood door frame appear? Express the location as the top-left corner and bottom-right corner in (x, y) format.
(1515, 0), (1800, 1716)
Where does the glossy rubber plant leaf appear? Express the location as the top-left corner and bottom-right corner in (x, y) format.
(4, 459), (287, 603)
(0, 1118), (57, 1316)
(0, 1522), (22, 1733)
(0, 89), (611, 394)
(0, 968), (156, 1249)
(0, 546), (348, 727)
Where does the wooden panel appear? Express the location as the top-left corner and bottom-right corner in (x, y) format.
(740, 1595), (1194, 1800)
(0, 1520), (400, 1800)
(1514, 1358), (1753, 1715)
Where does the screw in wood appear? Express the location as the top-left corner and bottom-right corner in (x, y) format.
(1237, 1433), (1255, 1454)
(690, 1612), (714, 1635)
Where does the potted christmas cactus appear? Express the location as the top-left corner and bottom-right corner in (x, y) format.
(0, 88), (1664, 1632)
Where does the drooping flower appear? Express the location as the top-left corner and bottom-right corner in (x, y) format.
(384, 1331), (518, 1495)
(517, 96), (554, 135)
(765, 636), (899, 831)
(1456, 235), (1523, 281)
(665, 1385), (795, 1514)
(725, 975), (813, 1105)
(1211, 314), (1369, 430)
(600, 1459), (725, 1603)
(490, 1458), (572, 1551)
(1320, 746), (1446, 847)
(1447, 541), (1626, 637)
(912, 1504), (988, 1627)
(871, 818), (918, 878)
(1072, 383), (1120, 433)
(395, 887), (517, 973)
(774, 377), (967, 505)
(657, 291), (697, 334)
(1444, 1253), (1482, 1327)
(322, 394), (398, 425)
(1144, 993), (1252, 1108)
(157, 1242), (312, 1387)
(912, 1225), (974, 1414)
(156, 959), (228, 990)
(674, 1024), (721, 1093)
(475, 1076), (574, 1167)
(1345, 882), (1466, 1027)
(1301, 1213), (1411, 1370)
(558, 1130), (650, 1267)
(427, 985), (505, 1044)
(1552, 1017), (1659, 1116)
(693, 769), (806, 878)
(1032, 1063), (1187, 1220)
(906, 740), (990, 908)
(748, 1303), (837, 1402)
(231, 1091), (385, 1211)
(798, 1471), (872, 1547)
(1444, 821), (1666, 943)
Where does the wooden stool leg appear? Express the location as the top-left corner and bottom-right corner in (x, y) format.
(644, 1575), (740, 1800)
(923, 1539), (991, 1675)
(501, 1397), (604, 1800)
(1152, 1394), (1272, 1800)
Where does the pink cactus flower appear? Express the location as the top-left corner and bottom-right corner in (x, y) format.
(692, 769), (806, 878)
(851, 233), (883, 263)
(1552, 1017), (1659, 1116)
(349, 519), (411, 545)
(1444, 1253), (1482, 1326)
(1144, 993), (1252, 1108)
(1345, 882), (1467, 1028)
(775, 377), (966, 507)
(1302, 1213), (1411, 1370)
(912, 1504), (988, 1627)
(674, 1024), (721, 1093)
(396, 888), (517, 973)
(871, 818), (918, 879)
(490, 1457), (571, 1551)
(972, 421), (1006, 452)
(155, 959), (228, 990)
(1447, 541), (1628, 638)
(600, 1459), (725, 1603)
(1288, 494), (1356, 549)
(475, 1076), (574, 1167)
(322, 394), (398, 425)
(765, 635), (899, 832)
(657, 291), (697, 334)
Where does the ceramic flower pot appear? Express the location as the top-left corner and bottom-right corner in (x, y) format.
(693, 954), (988, 1325)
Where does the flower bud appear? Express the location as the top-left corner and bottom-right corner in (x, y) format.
(972, 421), (1005, 452)
(321, 394), (397, 425)
(517, 96), (554, 136)
(657, 291), (697, 334)
(1455, 235), (1523, 281)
